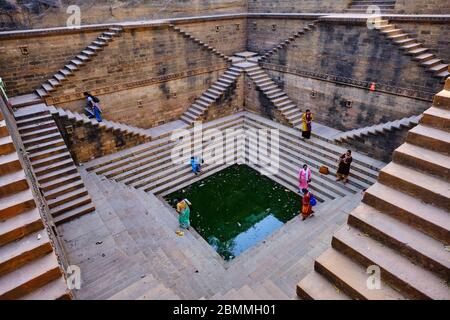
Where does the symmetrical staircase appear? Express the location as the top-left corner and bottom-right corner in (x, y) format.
(345, 0), (396, 13)
(168, 24), (232, 64)
(180, 66), (243, 125)
(260, 21), (318, 62)
(244, 64), (303, 128)
(86, 112), (382, 207)
(297, 76), (450, 300)
(0, 108), (70, 299)
(333, 114), (422, 143)
(47, 105), (151, 141)
(14, 104), (95, 225)
(36, 27), (124, 99)
(378, 19), (449, 82)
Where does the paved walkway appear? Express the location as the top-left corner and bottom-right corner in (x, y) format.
(58, 165), (362, 300)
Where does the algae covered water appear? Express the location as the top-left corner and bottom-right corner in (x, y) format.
(165, 164), (301, 260)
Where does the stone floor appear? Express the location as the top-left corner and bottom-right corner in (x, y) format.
(58, 164), (363, 300)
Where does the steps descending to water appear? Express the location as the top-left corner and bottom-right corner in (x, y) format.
(333, 114), (422, 142)
(297, 79), (450, 300)
(378, 19), (449, 83)
(180, 66), (243, 125)
(14, 104), (95, 225)
(260, 21), (319, 62)
(0, 108), (70, 299)
(36, 27), (124, 98)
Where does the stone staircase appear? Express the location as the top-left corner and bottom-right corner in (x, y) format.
(297, 76), (450, 300)
(345, 0), (396, 13)
(0, 108), (70, 300)
(333, 114), (422, 143)
(378, 19), (450, 83)
(36, 27), (124, 99)
(180, 66), (243, 125)
(169, 24), (232, 64)
(244, 64), (303, 128)
(14, 104), (95, 225)
(259, 21), (319, 62)
(86, 111), (383, 209)
(46, 105), (151, 141)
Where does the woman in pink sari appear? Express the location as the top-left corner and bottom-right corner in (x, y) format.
(298, 164), (312, 193)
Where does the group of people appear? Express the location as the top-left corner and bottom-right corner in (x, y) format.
(298, 149), (353, 221)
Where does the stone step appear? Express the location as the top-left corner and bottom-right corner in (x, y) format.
(378, 162), (449, 210)
(434, 89), (450, 109)
(0, 120), (7, 138)
(34, 158), (74, 177)
(0, 169), (28, 197)
(40, 172), (81, 192)
(22, 132), (61, 147)
(0, 136), (15, 156)
(108, 274), (160, 300)
(0, 152), (21, 175)
(297, 270), (350, 300)
(422, 106), (450, 132)
(50, 194), (92, 218)
(0, 230), (52, 276)
(26, 139), (66, 155)
(47, 187), (88, 209)
(36, 165), (78, 184)
(18, 121), (55, 134)
(31, 152), (72, 169)
(0, 252), (61, 299)
(19, 277), (70, 300)
(332, 226), (450, 299)
(0, 208), (42, 249)
(21, 126), (59, 141)
(363, 182), (450, 244)
(52, 202), (95, 226)
(393, 143), (449, 179)
(0, 188), (36, 221)
(28, 145), (67, 162)
(348, 203), (450, 279)
(314, 248), (404, 300)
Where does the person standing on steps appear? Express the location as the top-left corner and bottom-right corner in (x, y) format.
(176, 198), (192, 231)
(83, 91), (103, 122)
(301, 109), (313, 139)
(301, 189), (314, 221)
(298, 164), (312, 194)
(336, 150), (353, 184)
(190, 156), (203, 175)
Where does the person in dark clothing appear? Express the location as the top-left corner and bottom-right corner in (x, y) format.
(336, 150), (353, 184)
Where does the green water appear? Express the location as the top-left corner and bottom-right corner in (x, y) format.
(165, 164), (302, 261)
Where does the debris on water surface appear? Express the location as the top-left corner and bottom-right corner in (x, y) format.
(237, 222), (241, 227)
(284, 189), (290, 192)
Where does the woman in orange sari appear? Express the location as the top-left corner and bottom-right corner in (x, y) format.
(301, 189), (314, 221)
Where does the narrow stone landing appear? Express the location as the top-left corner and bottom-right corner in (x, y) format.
(59, 166), (363, 300)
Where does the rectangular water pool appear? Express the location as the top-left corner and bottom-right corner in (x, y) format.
(164, 165), (301, 261)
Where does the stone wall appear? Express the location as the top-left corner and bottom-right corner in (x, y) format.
(394, 21), (450, 63)
(244, 74), (290, 126)
(395, 0), (450, 14)
(54, 114), (150, 165)
(246, 18), (313, 53)
(255, 22), (437, 131)
(0, 0), (247, 30)
(176, 18), (246, 56)
(0, 30), (99, 96)
(338, 126), (410, 163)
(247, 0), (350, 13)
